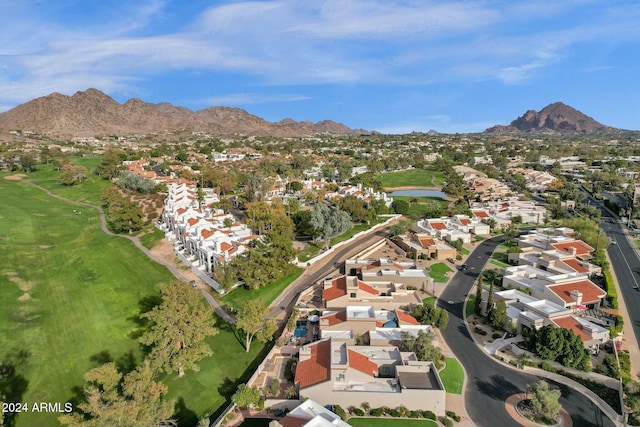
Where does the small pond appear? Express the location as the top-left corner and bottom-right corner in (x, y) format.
(390, 189), (448, 198)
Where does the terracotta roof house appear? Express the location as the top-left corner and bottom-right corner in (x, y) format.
(295, 339), (446, 415)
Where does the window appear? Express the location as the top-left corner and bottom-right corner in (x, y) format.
(336, 373), (345, 382)
(350, 293), (356, 298)
(380, 366), (391, 377)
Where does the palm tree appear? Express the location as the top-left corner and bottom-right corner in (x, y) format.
(285, 385), (297, 399)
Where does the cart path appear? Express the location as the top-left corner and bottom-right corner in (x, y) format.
(25, 180), (235, 323)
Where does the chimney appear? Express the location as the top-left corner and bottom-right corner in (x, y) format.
(570, 289), (583, 305)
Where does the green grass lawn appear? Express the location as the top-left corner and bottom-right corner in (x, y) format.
(466, 295), (476, 318)
(220, 268), (304, 312)
(139, 226), (166, 249)
(348, 418), (438, 426)
(439, 358), (464, 394)
(26, 157), (109, 206)
(422, 296), (436, 306)
(636, 240), (640, 250)
(460, 247), (470, 255)
(0, 175), (268, 427)
(429, 262), (453, 283)
(490, 259), (509, 268)
(378, 168), (446, 189)
(391, 196), (449, 218)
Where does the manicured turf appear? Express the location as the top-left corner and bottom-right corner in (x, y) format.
(0, 175), (175, 426)
(466, 295), (476, 318)
(378, 168), (446, 189)
(26, 157), (109, 206)
(348, 418), (438, 426)
(422, 296), (436, 306)
(0, 175), (267, 427)
(429, 262), (453, 283)
(391, 196), (449, 218)
(220, 268), (304, 312)
(490, 259), (509, 268)
(139, 226), (166, 249)
(439, 357), (464, 394)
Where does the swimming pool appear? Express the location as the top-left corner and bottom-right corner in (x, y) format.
(294, 320), (308, 338)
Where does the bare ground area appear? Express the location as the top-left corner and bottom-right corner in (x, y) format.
(3, 174), (27, 181)
(149, 239), (205, 288)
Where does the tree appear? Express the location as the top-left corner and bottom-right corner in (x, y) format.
(529, 380), (561, 420)
(310, 203), (352, 250)
(232, 384), (261, 409)
(60, 164), (89, 186)
(223, 217), (233, 228)
(236, 300), (277, 352)
(139, 281), (218, 377)
(19, 153), (36, 172)
(392, 199), (410, 215)
(486, 282), (495, 317)
(96, 148), (124, 179)
(398, 331), (444, 369)
(337, 195), (369, 223)
(108, 197), (145, 234)
(489, 300), (507, 330)
(58, 361), (175, 427)
(503, 223), (520, 246)
(243, 171), (269, 202)
(475, 283), (483, 315)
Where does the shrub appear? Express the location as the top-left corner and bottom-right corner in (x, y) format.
(422, 410), (437, 420)
(440, 416), (454, 427)
(447, 411), (461, 422)
(474, 327), (487, 335)
(492, 332), (502, 339)
(370, 407), (384, 417)
(352, 408), (364, 417)
(409, 410), (421, 418)
(332, 405), (346, 420)
(389, 409), (401, 417)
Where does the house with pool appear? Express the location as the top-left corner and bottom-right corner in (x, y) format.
(294, 338), (446, 416)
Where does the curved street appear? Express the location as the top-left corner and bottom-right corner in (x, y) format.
(438, 237), (617, 427)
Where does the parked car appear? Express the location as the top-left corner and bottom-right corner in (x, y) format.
(459, 264), (469, 271)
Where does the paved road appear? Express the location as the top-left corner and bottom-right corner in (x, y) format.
(268, 226), (394, 319)
(438, 237), (616, 427)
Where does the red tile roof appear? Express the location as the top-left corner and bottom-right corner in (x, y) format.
(322, 311), (347, 326)
(419, 238), (436, 248)
(552, 240), (594, 256)
(430, 222), (447, 230)
(322, 276), (347, 301)
(187, 218), (198, 226)
(562, 258), (589, 274)
(358, 281), (379, 295)
(201, 229), (214, 239)
(365, 261), (382, 270)
(220, 242), (233, 252)
(548, 280), (606, 305)
(177, 208), (187, 215)
(552, 316), (590, 342)
(348, 349), (378, 377)
(460, 218), (471, 225)
(295, 340), (331, 389)
(277, 415), (308, 427)
(396, 309), (420, 325)
(472, 210), (489, 218)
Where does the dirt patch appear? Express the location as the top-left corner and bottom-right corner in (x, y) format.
(6, 272), (34, 293)
(150, 239), (203, 287)
(18, 293), (31, 301)
(3, 174), (27, 181)
(38, 245), (53, 249)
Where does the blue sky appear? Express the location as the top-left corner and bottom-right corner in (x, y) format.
(1, 0), (639, 133)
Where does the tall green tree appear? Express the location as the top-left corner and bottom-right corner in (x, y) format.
(58, 362), (174, 427)
(398, 331), (444, 369)
(140, 281), (218, 377)
(475, 283), (483, 315)
(310, 203), (352, 250)
(489, 300), (507, 330)
(236, 300), (277, 352)
(95, 148), (124, 179)
(231, 384), (261, 409)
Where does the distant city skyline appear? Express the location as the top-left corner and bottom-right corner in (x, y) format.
(2, 1), (639, 133)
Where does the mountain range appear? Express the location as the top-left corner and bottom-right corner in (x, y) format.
(0, 89), (366, 138)
(484, 102), (617, 134)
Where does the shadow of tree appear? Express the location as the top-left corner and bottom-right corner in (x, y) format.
(128, 294), (163, 339)
(218, 376), (238, 400)
(476, 374), (522, 401)
(89, 350), (113, 365)
(0, 349), (31, 427)
(174, 397), (198, 427)
(217, 318), (245, 349)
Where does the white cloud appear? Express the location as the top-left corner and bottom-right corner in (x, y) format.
(204, 93), (310, 105)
